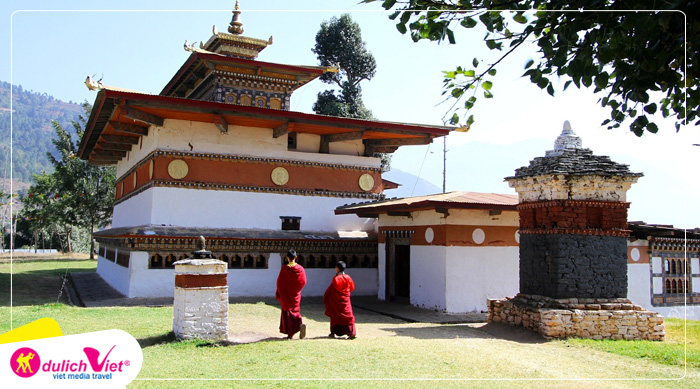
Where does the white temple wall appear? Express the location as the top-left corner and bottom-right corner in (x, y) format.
(96, 256), (131, 296)
(445, 246), (520, 313)
(112, 187), (375, 232)
(117, 119), (379, 177)
(410, 245), (447, 311)
(627, 263), (652, 310)
(127, 252), (174, 298)
(112, 190), (154, 228)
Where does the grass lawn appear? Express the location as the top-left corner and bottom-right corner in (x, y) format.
(1, 257), (699, 388)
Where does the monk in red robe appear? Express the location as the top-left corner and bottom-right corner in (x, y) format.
(276, 249), (307, 339)
(323, 260), (356, 339)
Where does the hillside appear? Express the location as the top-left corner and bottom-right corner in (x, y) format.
(0, 81), (83, 186)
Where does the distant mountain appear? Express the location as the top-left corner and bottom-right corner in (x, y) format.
(0, 81), (83, 185)
(382, 168), (442, 199)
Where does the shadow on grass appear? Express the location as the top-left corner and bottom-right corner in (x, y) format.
(138, 331), (177, 348)
(0, 258), (94, 264)
(0, 269), (77, 307)
(380, 322), (547, 344)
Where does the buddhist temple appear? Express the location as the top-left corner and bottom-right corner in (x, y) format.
(78, 3), (450, 298)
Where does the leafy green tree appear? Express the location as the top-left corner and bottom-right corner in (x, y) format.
(23, 104), (115, 257)
(312, 14), (377, 119)
(366, 0), (696, 136)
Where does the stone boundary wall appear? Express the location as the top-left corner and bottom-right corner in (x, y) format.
(488, 294), (665, 340)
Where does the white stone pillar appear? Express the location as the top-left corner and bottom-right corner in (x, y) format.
(172, 259), (228, 340)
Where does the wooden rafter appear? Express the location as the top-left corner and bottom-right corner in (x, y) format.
(100, 134), (140, 145)
(124, 106), (164, 127)
(365, 136), (432, 147)
(97, 142), (132, 152)
(215, 115), (228, 134)
(93, 149), (127, 158)
(109, 121), (149, 136)
(272, 122), (289, 138)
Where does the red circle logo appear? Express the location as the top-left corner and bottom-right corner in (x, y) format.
(10, 347), (41, 378)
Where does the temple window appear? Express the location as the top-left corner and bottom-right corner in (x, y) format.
(282, 252), (378, 269)
(116, 251), (130, 268)
(150, 254), (163, 268)
(280, 216), (301, 231)
(287, 133), (297, 150)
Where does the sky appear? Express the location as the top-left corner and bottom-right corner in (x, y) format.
(2, 1), (698, 229)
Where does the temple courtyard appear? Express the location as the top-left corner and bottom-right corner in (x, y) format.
(1, 254), (698, 387)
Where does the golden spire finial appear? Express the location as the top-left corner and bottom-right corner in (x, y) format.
(228, 0), (244, 35)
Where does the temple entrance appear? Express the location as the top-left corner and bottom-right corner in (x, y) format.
(386, 237), (410, 302)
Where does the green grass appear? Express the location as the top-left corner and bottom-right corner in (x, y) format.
(2, 258), (699, 387)
(564, 318), (700, 369)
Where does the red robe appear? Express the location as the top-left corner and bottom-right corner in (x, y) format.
(275, 263), (307, 336)
(323, 273), (356, 337)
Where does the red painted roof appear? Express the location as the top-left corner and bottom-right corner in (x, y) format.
(78, 89), (451, 163)
(335, 191), (518, 216)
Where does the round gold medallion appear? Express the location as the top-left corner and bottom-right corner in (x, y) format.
(167, 159), (189, 180)
(271, 167), (289, 186)
(149, 160), (154, 179)
(359, 173), (375, 192)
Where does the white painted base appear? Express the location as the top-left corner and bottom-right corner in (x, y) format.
(173, 286), (229, 340)
(378, 244), (519, 313)
(96, 256), (130, 296)
(96, 251), (378, 298)
(445, 246), (520, 313)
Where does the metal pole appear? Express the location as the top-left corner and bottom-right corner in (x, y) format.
(442, 136), (447, 193)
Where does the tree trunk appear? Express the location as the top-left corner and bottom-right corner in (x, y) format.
(65, 226), (72, 253)
(89, 223), (95, 260)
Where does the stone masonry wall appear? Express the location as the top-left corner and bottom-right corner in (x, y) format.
(173, 286), (229, 340)
(488, 294), (665, 340)
(520, 234), (628, 299)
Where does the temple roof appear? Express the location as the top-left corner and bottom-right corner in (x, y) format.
(93, 224), (377, 241)
(628, 221), (700, 240)
(335, 191), (518, 218)
(506, 121), (643, 180)
(78, 89), (451, 165)
(160, 52), (328, 98)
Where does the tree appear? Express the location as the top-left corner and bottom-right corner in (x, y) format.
(365, 0), (697, 136)
(22, 103), (115, 257)
(312, 14), (377, 119)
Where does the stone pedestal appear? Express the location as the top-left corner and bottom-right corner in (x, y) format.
(488, 294), (665, 340)
(172, 259), (229, 340)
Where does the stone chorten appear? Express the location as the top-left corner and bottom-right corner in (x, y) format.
(488, 121), (664, 340)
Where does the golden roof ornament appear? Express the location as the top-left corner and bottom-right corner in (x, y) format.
(228, 1), (244, 35)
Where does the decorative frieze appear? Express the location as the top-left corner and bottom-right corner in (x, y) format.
(114, 149), (384, 204)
